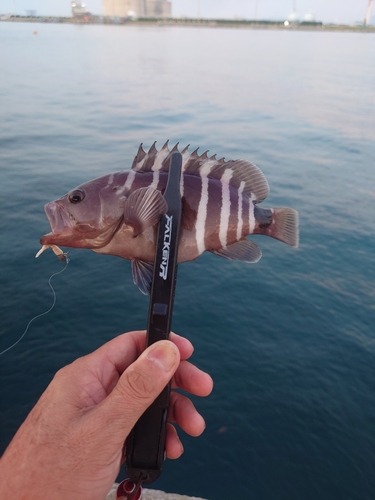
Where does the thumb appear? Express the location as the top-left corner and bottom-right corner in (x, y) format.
(103, 340), (180, 435)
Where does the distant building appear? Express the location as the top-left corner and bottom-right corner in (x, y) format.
(286, 9), (299, 23)
(146, 1), (171, 17)
(102, 0), (171, 18)
(71, 2), (88, 17)
(303, 11), (315, 22)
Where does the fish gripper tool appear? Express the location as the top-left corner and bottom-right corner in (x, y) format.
(125, 151), (183, 487)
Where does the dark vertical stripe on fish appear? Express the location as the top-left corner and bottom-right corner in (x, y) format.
(204, 177), (222, 251)
(227, 179), (240, 246)
(218, 169), (233, 249)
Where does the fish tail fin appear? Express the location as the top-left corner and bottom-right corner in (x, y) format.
(270, 207), (299, 247)
(255, 207), (299, 248)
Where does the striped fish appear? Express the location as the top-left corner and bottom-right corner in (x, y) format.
(39, 141), (299, 294)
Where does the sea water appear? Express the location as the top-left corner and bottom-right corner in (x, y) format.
(0, 22), (375, 500)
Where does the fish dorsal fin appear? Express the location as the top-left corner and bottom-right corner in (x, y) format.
(211, 239), (262, 263)
(123, 187), (168, 236)
(131, 142), (159, 172)
(132, 143), (147, 169)
(131, 142), (269, 203)
(131, 141), (172, 173)
(131, 259), (153, 295)
(226, 159), (269, 203)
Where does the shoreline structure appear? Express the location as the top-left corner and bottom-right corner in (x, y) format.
(1, 15), (375, 33)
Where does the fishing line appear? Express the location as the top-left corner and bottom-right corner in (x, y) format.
(0, 257), (70, 357)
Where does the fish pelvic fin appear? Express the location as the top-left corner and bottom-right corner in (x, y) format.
(123, 187), (168, 237)
(132, 259), (153, 295)
(255, 207), (299, 248)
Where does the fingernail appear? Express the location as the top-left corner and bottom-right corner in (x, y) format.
(147, 341), (177, 372)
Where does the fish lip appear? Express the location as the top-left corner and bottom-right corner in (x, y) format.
(42, 201), (74, 238)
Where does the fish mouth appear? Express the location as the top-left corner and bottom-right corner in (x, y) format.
(40, 201), (119, 249)
(40, 202), (74, 245)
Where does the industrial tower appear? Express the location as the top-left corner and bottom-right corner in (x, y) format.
(365, 0), (373, 25)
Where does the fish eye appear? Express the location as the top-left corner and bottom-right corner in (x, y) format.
(68, 189), (85, 204)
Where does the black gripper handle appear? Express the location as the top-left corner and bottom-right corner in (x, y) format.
(125, 152), (182, 485)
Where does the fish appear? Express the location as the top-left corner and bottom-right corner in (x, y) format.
(39, 141), (299, 294)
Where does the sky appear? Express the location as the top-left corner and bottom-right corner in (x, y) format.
(0, 0), (372, 25)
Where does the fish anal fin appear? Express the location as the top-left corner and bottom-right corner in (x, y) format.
(211, 240), (262, 263)
(131, 259), (153, 295)
(124, 187), (168, 237)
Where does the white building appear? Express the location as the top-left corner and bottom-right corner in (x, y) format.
(71, 2), (88, 17)
(302, 11), (316, 22)
(102, 0), (172, 18)
(287, 9), (299, 23)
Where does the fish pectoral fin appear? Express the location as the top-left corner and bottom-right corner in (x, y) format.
(211, 240), (262, 263)
(124, 187), (168, 237)
(131, 259), (154, 295)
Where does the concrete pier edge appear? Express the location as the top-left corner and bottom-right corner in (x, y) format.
(106, 483), (209, 500)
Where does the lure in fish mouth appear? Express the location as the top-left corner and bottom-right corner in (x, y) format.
(38, 141), (299, 294)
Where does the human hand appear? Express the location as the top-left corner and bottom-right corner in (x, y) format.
(0, 331), (213, 500)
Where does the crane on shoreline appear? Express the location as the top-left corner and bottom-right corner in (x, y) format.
(365, 0), (373, 25)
